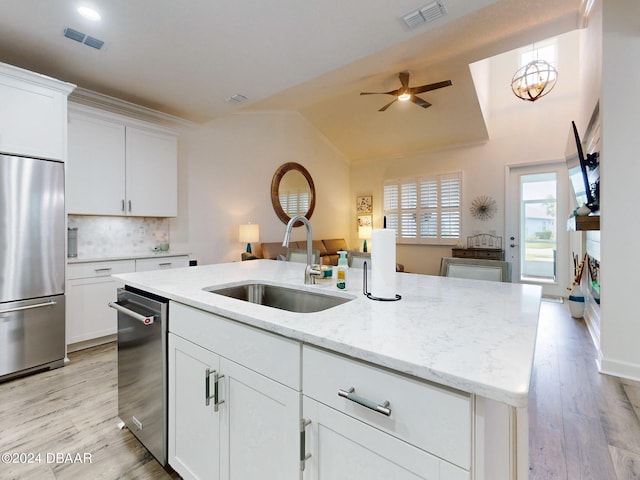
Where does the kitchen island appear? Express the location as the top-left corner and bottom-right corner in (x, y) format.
(114, 259), (541, 480)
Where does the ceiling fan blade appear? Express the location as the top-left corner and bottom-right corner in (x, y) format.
(411, 80), (452, 95)
(378, 98), (398, 112)
(360, 89), (400, 96)
(411, 95), (432, 109)
(399, 71), (410, 90)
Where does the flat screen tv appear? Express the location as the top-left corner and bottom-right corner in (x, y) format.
(566, 121), (599, 212)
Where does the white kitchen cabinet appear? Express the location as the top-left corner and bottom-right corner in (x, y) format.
(302, 396), (468, 480)
(168, 302), (301, 480)
(220, 357), (299, 480)
(67, 105), (178, 217)
(67, 112), (125, 215)
(302, 345), (471, 479)
(168, 333), (221, 480)
(0, 62), (74, 160)
(66, 256), (188, 350)
(66, 259), (135, 348)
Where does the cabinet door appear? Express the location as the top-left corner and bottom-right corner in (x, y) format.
(302, 397), (469, 480)
(66, 276), (122, 345)
(67, 113), (126, 215)
(0, 68), (70, 160)
(169, 334), (221, 480)
(220, 358), (300, 480)
(125, 126), (177, 217)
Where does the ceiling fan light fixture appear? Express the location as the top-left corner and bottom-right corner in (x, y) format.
(77, 5), (101, 22)
(398, 93), (411, 101)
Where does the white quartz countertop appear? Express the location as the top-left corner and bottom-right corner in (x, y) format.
(114, 259), (541, 407)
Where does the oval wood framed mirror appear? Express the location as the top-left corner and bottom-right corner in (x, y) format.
(270, 162), (316, 226)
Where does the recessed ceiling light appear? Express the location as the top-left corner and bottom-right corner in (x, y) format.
(77, 5), (101, 21)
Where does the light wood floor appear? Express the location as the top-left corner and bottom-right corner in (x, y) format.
(529, 300), (640, 479)
(0, 300), (639, 479)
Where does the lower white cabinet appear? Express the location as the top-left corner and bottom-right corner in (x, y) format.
(167, 303), (474, 480)
(66, 259), (134, 347)
(168, 334), (220, 480)
(168, 332), (300, 480)
(66, 255), (189, 349)
(301, 345), (471, 480)
(302, 396), (468, 480)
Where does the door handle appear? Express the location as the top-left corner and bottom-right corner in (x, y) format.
(0, 300), (57, 315)
(108, 301), (155, 325)
(338, 387), (391, 417)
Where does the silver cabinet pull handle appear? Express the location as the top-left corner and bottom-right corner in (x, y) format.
(158, 263), (172, 267)
(0, 300), (56, 315)
(338, 387), (392, 417)
(108, 301), (155, 325)
(128, 200), (132, 212)
(205, 368), (225, 411)
(94, 267), (112, 273)
(121, 199), (125, 212)
(300, 418), (312, 471)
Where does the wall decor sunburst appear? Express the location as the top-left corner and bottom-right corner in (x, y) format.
(470, 195), (497, 220)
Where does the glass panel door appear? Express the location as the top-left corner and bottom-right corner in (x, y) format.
(506, 162), (569, 297)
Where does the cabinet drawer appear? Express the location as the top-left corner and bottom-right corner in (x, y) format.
(170, 302), (300, 390)
(67, 259), (135, 280)
(451, 249), (475, 258)
(135, 255), (189, 272)
(474, 250), (503, 260)
(303, 345), (471, 470)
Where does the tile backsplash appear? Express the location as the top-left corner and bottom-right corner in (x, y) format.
(68, 215), (170, 258)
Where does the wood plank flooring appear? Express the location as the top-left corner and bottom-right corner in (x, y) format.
(0, 300), (638, 479)
(0, 343), (179, 480)
(529, 300), (640, 480)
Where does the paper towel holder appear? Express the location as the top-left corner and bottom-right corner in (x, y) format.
(362, 261), (401, 301)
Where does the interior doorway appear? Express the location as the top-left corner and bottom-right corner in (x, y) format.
(506, 162), (570, 297)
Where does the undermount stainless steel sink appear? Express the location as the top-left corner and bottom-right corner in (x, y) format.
(204, 282), (352, 313)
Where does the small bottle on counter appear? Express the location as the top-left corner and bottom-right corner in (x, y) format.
(336, 251), (349, 290)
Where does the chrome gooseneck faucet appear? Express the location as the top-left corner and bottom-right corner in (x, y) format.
(282, 215), (322, 285)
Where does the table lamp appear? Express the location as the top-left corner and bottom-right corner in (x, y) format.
(358, 225), (372, 252)
(239, 223), (259, 254)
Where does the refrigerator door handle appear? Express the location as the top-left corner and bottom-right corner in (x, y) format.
(0, 300), (57, 315)
(108, 301), (155, 325)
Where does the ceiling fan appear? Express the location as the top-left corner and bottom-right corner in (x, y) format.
(360, 71), (452, 112)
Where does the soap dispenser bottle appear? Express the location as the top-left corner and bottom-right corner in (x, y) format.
(336, 250), (349, 290)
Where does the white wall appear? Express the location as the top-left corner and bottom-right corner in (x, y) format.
(598, 0), (640, 380)
(350, 30), (582, 275)
(175, 110), (351, 265)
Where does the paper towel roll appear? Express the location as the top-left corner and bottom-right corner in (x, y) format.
(371, 229), (396, 299)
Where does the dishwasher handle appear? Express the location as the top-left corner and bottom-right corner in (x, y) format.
(108, 301), (155, 325)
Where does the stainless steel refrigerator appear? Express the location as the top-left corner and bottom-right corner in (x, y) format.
(0, 154), (66, 381)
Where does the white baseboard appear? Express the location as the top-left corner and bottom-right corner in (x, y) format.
(599, 356), (640, 382)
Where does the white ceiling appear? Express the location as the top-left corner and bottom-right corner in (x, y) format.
(0, 0), (584, 161)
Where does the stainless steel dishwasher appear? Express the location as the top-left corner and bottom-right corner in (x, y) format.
(109, 287), (168, 466)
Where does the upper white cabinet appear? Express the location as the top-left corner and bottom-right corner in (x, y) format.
(67, 104), (178, 217)
(0, 62), (75, 160)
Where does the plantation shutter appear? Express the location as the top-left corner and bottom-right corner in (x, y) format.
(383, 172), (461, 244)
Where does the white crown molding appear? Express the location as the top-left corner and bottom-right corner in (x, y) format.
(69, 87), (198, 132)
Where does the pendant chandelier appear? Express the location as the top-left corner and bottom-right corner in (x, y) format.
(511, 59), (558, 102)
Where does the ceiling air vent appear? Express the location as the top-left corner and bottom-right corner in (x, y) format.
(402, 1), (447, 29)
(226, 94), (248, 104)
(63, 27), (105, 50)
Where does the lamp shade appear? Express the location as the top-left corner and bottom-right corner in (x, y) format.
(239, 223), (260, 243)
(358, 225), (372, 239)
(358, 225), (372, 253)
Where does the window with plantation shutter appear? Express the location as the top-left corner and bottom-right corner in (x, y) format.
(280, 191), (310, 217)
(383, 172), (461, 244)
